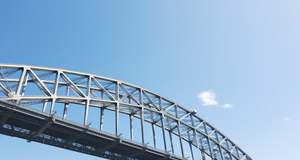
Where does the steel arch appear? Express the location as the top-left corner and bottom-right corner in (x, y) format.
(0, 64), (252, 160)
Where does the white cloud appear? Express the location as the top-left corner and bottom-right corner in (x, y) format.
(198, 90), (233, 108)
(284, 117), (291, 121)
(222, 104), (233, 108)
(198, 90), (218, 106)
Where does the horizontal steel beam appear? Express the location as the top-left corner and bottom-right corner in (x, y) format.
(0, 64), (252, 160)
(31, 117), (55, 139)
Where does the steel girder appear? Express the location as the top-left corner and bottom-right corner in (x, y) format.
(0, 64), (252, 160)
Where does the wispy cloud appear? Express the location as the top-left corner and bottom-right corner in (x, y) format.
(222, 104), (233, 108)
(284, 117), (291, 121)
(198, 90), (233, 108)
(198, 90), (218, 106)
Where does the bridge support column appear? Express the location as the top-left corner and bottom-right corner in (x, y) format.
(215, 132), (225, 160)
(140, 106), (145, 144)
(160, 113), (167, 152)
(130, 114), (133, 140)
(50, 98), (56, 114)
(63, 103), (69, 119)
(16, 67), (27, 96)
(150, 110), (157, 148)
(159, 97), (168, 152)
(218, 144), (225, 160)
(115, 82), (119, 136)
(42, 100), (48, 113)
(175, 105), (185, 158)
(201, 150), (206, 160)
(191, 113), (203, 160)
(189, 142), (195, 160)
(84, 75), (91, 126)
(84, 100), (89, 125)
(187, 130), (195, 160)
(62, 86), (70, 119)
(115, 103), (119, 136)
(100, 107), (104, 130)
(152, 121), (156, 148)
(20, 71), (29, 96)
(204, 124), (214, 159)
(169, 131), (174, 154)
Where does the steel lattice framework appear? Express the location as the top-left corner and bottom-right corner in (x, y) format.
(0, 64), (252, 160)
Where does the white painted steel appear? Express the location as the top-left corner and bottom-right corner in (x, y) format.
(0, 64), (252, 160)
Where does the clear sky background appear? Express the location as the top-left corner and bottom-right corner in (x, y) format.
(1, 1), (300, 160)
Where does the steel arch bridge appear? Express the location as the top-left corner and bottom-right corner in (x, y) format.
(0, 64), (251, 160)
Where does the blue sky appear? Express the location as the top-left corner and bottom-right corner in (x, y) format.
(1, 0), (300, 159)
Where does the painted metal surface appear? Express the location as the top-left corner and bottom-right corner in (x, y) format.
(0, 64), (251, 160)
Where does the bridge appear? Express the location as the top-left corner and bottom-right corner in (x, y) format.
(0, 64), (251, 160)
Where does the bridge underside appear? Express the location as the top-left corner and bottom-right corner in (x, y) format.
(0, 100), (182, 160)
(0, 64), (252, 160)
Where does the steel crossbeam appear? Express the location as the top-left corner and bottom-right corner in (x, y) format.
(0, 64), (252, 160)
(30, 117), (55, 139)
(120, 83), (140, 105)
(0, 82), (10, 97)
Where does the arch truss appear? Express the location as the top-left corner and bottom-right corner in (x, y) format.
(0, 64), (252, 160)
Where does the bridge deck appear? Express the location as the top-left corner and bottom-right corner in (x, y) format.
(0, 100), (183, 160)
